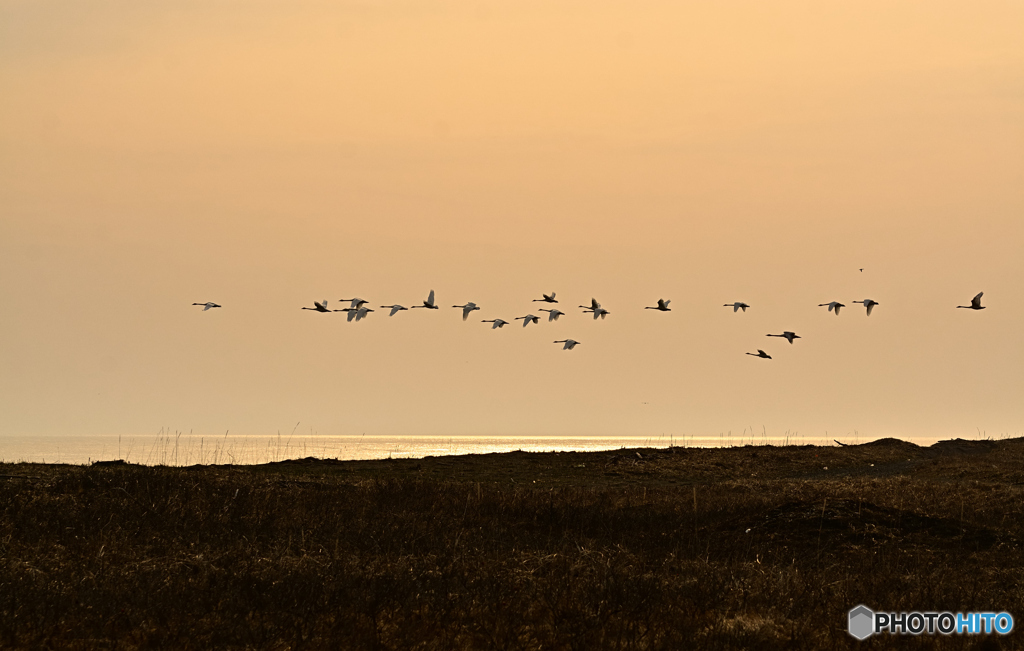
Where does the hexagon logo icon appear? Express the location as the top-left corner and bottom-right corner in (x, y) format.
(848, 605), (874, 640)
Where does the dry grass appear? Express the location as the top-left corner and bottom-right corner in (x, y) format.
(2, 438), (1023, 649)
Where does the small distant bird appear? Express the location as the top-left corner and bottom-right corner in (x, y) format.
(724, 302), (749, 313)
(411, 290), (438, 309)
(539, 308), (564, 321)
(645, 299), (671, 311)
(302, 300), (333, 313)
(554, 339), (580, 350)
(859, 268), (864, 272)
(533, 292), (558, 303)
(852, 299), (879, 316)
(819, 301), (845, 315)
(957, 292), (985, 310)
(579, 298), (601, 312)
(746, 349), (772, 359)
(516, 314), (540, 327)
(482, 319), (509, 329)
(343, 306), (374, 322)
(453, 302), (480, 321)
(192, 302), (221, 311)
(767, 331), (801, 344)
(340, 298), (368, 309)
(381, 304), (408, 316)
(583, 307), (610, 320)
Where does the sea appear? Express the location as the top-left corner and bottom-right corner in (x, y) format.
(0, 431), (873, 466)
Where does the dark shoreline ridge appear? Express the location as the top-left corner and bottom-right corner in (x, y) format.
(3, 437), (1022, 649)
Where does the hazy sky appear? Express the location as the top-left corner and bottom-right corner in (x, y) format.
(2, 1), (1022, 443)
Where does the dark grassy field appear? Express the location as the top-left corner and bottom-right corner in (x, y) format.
(2, 438), (1023, 650)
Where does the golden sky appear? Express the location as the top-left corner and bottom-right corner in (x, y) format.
(2, 1), (1022, 443)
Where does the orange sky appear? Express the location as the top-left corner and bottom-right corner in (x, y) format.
(2, 1), (1022, 443)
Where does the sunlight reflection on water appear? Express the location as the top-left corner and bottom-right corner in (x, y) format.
(0, 432), (944, 466)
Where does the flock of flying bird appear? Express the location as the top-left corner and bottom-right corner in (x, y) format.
(191, 290), (988, 356)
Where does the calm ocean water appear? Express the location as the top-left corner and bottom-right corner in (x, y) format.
(0, 431), (938, 466)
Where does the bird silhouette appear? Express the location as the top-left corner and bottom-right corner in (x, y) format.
(453, 302), (481, 321)
(957, 292), (985, 310)
(411, 290), (438, 309)
(515, 314), (541, 327)
(645, 299), (671, 311)
(819, 301), (845, 315)
(301, 300), (334, 313)
(381, 304), (408, 316)
(746, 349), (771, 359)
(554, 339), (580, 350)
(724, 302), (749, 313)
(852, 299), (879, 316)
(533, 292), (558, 303)
(342, 306), (374, 322)
(482, 319), (509, 329)
(192, 302), (221, 311)
(767, 331), (801, 344)
(539, 308), (565, 321)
